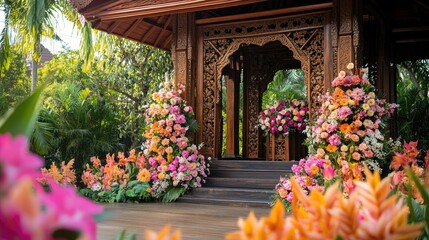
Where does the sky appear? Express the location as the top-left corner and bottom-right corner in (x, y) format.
(0, 10), (81, 54)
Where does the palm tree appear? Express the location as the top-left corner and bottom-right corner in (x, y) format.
(0, 0), (83, 90)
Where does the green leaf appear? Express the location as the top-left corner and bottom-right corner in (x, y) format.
(0, 86), (44, 137)
(113, 229), (137, 240)
(127, 180), (139, 188)
(160, 187), (186, 203)
(125, 189), (137, 197)
(407, 168), (429, 238)
(116, 189), (125, 202)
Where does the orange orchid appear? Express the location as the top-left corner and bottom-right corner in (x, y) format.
(145, 225), (181, 240)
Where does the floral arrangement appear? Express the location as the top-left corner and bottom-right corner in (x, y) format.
(258, 99), (308, 135)
(390, 140), (429, 204)
(141, 81), (209, 199)
(274, 63), (399, 205)
(81, 81), (210, 202)
(228, 168), (424, 240)
(0, 134), (103, 240)
(37, 159), (77, 186)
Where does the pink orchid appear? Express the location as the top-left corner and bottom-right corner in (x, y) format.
(323, 164), (335, 180)
(0, 134), (43, 189)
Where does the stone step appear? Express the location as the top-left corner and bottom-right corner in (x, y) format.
(205, 177), (279, 189)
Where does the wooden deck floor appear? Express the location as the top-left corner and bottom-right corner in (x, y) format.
(97, 202), (271, 239)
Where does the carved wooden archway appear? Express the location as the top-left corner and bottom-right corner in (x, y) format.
(197, 13), (329, 157)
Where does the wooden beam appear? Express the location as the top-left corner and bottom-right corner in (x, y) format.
(396, 38), (429, 44)
(92, 0), (267, 21)
(123, 18), (142, 38)
(392, 26), (429, 33)
(83, 0), (127, 16)
(142, 18), (172, 31)
(161, 32), (173, 50)
(196, 2), (333, 25)
(154, 15), (173, 47)
(140, 16), (166, 43)
(107, 21), (121, 33)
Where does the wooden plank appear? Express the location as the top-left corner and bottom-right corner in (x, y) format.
(122, 18), (142, 38)
(97, 202), (271, 240)
(196, 2), (334, 25)
(107, 21), (121, 33)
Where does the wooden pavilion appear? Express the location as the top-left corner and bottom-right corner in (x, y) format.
(71, 0), (429, 205)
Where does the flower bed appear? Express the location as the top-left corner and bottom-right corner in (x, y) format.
(80, 81), (210, 202)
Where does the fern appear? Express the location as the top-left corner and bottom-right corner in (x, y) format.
(161, 187), (186, 203)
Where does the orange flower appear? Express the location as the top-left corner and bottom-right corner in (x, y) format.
(333, 87), (345, 100)
(145, 225), (181, 240)
(339, 123), (352, 134)
(137, 169), (150, 182)
(338, 97), (349, 106)
(326, 144), (338, 153)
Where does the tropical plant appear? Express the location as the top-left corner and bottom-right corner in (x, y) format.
(41, 82), (124, 176)
(397, 60), (429, 152)
(262, 69), (306, 108)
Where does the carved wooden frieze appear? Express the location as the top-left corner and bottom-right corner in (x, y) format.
(202, 14), (325, 40)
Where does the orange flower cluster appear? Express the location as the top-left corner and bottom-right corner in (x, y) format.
(390, 141), (429, 204)
(38, 159), (76, 186)
(82, 150), (144, 190)
(228, 168), (423, 240)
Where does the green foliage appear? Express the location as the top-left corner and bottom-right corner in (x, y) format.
(41, 82), (123, 175)
(405, 168), (429, 239)
(79, 181), (152, 203)
(38, 50), (89, 85)
(0, 86), (43, 137)
(262, 69), (306, 108)
(397, 60), (429, 152)
(0, 46), (31, 115)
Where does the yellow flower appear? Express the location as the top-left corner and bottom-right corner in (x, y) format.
(346, 62), (354, 70)
(362, 104), (370, 110)
(158, 172), (165, 180)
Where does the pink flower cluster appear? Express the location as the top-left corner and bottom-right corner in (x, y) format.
(0, 134), (102, 240)
(258, 99), (308, 135)
(275, 156), (325, 209)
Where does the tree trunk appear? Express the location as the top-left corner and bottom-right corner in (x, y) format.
(31, 58), (37, 91)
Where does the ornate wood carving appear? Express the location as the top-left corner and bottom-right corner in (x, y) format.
(201, 14), (327, 157)
(266, 134), (290, 161)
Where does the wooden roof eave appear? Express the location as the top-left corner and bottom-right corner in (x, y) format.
(80, 0), (267, 21)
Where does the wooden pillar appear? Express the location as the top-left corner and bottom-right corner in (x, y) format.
(333, 0), (361, 71)
(171, 13), (196, 107)
(224, 65), (240, 158)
